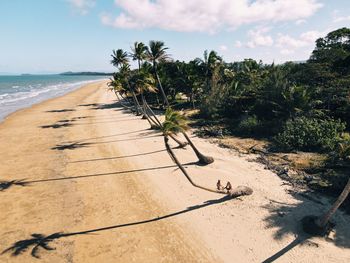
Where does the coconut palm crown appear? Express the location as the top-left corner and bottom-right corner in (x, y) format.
(161, 108), (189, 136)
(111, 49), (129, 68)
(130, 42), (147, 70)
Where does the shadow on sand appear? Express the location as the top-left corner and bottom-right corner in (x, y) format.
(63, 128), (149, 144)
(0, 162), (197, 193)
(1, 195), (235, 258)
(51, 134), (161, 151)
(90, 102), (122, 110)
(46, 109), (76, 113)
(70, 149), (167, 163)
(261, 188), (350, 262)
(40, 123), (74, 129)
(51, 142), (93, 151)
(0, 180), (30, 192)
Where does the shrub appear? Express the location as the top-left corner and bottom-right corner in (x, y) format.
(328, 133), (350, 164)
(236, 115), (261, 135)
(275, 116), (346, 152)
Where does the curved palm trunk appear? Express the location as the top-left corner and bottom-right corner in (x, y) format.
(144, 101), (187, 147)
(114, 92), (135, 110)
(182, 132), (214, 165)
(153, 63), (169, 107)
(164, 136), (253, 196)
(130, 90), (141, 116)
(317, 177), (350, 227)
(141, 95), (160, 129)
(119, 93), (134, 107)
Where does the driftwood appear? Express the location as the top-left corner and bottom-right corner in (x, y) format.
(228, 186), (253, 198)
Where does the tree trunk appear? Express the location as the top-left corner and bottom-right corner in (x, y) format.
(131, 91), (142, 116)
(153, 63), (169, 107)
(164, 136), (253, 196)
(190, 92), (195, 109)
(115, 92), (135, 111)
(316, 177), (350, 227)
(140, 94), (158, 128)
(182, 132), (214, 165)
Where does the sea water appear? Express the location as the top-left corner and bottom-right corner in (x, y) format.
(0, 75), (107, 122)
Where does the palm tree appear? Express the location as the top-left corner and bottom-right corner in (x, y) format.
(130, 43), (154, 120)
(130, 68), (160, 128)
(119, 63), (142, 116)
(146, 40), (170, 106)
(161, 108), (253, 196)
(130, 42), (147, 70)
(166, 108), (214, 164)
(111, 49), (129, 68)
(110, 48), (144, 115)
(108, 73), (139, 112)
(302, 177), (350, 235)
(195, 50), (222, 92)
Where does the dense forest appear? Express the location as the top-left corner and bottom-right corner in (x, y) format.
(109, 27), (350, 197)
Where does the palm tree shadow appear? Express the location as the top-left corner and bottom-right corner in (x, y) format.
(91, 102), (123, 110)
(262, 188), (350, 261)
(68, 128), (148, 143)
(51, 142), (93, 151)
(46, 109), (76, 113)
(0, 180), (30, 192)
(40, 123), (73, 129)
(78, 103), (101, 107)
(70, 149), (167, 163)
(261, 235), (313, 263)
(53, 135), (161, 151)
(1, 233), (61, 258)
(2, 195), (234, 258)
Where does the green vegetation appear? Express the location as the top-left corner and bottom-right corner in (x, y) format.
(109, 27), (350, 234)
(275, 116), (346, 152)
(108, 41), (252, 197)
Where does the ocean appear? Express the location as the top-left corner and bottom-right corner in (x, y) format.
(0, 75), (108, 122)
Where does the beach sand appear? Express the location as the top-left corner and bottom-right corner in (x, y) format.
(0, 81), (349, 262)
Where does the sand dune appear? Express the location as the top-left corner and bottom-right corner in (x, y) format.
(0, 81), (349, 262)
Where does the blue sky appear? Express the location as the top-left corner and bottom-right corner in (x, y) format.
(0, 0), (349, 74)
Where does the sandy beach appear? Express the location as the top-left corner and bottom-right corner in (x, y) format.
(0, 81), (349, 262)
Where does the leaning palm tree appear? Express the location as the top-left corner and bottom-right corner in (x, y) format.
(110, 48), (145, 115)
(107, 77), (135, 111)
(161, 108), (253, 196)
(146, 40), (170, 106)
(165, 108), (214, 164)
(130, 69), (159, 128)
(302, 177), (350, 235)
(119, 63), (143, 116)
(131, 62), (188, 147)
(145, 44), (214, 164)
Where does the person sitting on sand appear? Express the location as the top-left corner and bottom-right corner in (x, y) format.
(225, 182), (232, 192)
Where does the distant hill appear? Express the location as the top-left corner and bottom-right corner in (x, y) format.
(60, 71), (113, 76)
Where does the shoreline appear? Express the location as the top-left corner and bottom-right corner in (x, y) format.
(0, 81), (349, 262)
(0, 78), (108, 124)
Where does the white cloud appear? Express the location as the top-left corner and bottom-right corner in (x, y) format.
(67, 0), (95, 14)
(295, 19), (307, 25)
(280, 49), (294, 55)
(276, 34), (306, 48)
(101, 0), (322, 33)
(276, 30), (325, 49)
(246, 27), (274, 48)
(219, 45), (228, 51)
(234, 41), (243, 48)
(333, 16), (350, 23)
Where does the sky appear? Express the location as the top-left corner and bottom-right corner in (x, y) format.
(0, 0), (349, 74)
